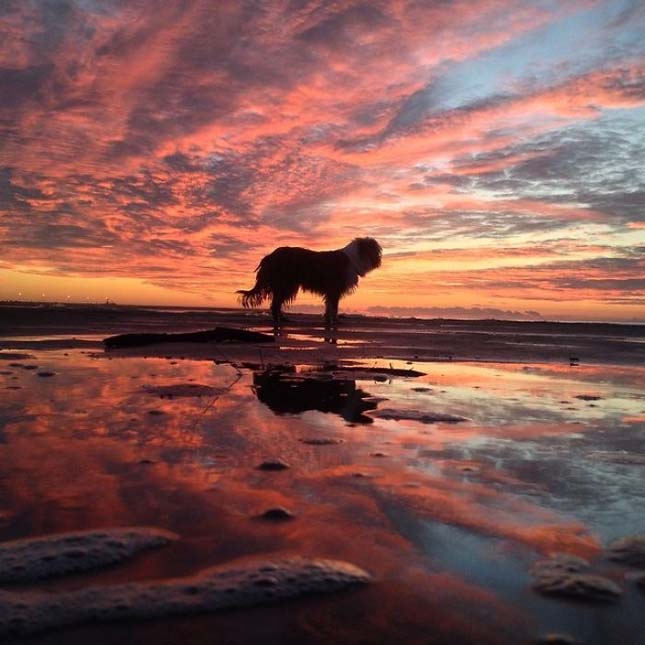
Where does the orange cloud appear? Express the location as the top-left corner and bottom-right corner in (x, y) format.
(1, 1), (642, 320)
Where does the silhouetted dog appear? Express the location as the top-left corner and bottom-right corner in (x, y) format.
(237, 237), (382, 326)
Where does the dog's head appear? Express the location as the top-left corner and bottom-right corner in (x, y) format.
(353, 237), (382, 276)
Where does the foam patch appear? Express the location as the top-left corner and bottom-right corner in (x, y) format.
(0, 557), (370, 636)
(0, 527), (177, 583)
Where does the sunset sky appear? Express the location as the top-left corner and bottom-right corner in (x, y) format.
(1, 0), (643, 321)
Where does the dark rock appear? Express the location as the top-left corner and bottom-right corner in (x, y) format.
(257, 460), (290, 471)
(536, 634), (579, 644)
(257, 507), (295, 521)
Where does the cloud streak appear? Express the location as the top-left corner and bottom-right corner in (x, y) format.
(0, 0), (643, 320)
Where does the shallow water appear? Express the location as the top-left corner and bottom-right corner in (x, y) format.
(0, 347), (644, 644)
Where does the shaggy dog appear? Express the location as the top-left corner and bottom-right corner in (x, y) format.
(237, 237), (382, 326)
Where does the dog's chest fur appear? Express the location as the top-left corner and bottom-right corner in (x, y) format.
(293, 241), (364, 295)
(286, 248), (356, 296)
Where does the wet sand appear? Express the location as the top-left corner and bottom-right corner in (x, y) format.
(0, 304), (644, 644)
(2, 302), (645, 365)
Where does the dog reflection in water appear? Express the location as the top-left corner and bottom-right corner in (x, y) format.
(253, 366), (377, 424)
(237, 238), (382, 328)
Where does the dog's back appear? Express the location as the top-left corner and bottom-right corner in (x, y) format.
(257, 247), (350, 296)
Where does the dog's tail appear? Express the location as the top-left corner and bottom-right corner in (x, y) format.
(236, 284), (270, 308)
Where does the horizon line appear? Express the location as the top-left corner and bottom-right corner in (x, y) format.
(1, 299), (643, 326)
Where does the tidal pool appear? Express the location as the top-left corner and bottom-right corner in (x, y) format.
(0, 348), (644, 644)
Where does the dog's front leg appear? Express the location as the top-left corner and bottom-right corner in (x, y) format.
(324, 294), (340, 329)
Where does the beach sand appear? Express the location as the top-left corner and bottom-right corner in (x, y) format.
(1, 303), (644, 644)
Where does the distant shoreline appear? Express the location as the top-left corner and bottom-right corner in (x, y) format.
(1, 300), (642, 326)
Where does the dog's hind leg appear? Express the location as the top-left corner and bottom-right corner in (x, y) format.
(270, 294), (287, 328)
(271, 284), (299, 329)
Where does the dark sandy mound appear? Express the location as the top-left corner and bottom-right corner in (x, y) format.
(0, 527), (177, 583)
(607, 535), (645, 567)
(0, 353), (34, 361)
(531, 555), (621, 602)
(371, 408), (468, 424)
(0, 557), (370, 636)
(587, 451), (645, 466)
(142, 384), (221, 398)
(104, 327), (273, 349)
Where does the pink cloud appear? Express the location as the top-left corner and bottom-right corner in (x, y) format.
(0, 1), (642, 319)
